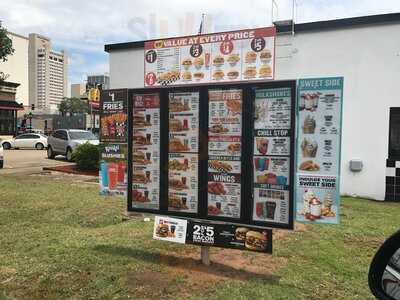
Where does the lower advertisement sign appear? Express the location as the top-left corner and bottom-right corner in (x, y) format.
(99, 144), (127, 197)
(153, 215), (188, 244)
(153, 216), (272, 253)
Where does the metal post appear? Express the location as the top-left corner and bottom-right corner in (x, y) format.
(14, 110), (17, 136)
(201, 246), (210, 265)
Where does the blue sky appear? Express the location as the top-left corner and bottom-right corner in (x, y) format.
(1, 0), (399, 90)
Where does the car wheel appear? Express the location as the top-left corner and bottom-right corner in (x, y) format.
(66, 148), (73, 162)
(2, 142), (11, 150)
(47, 146), (55, 159)
(35, 143), (44, 150)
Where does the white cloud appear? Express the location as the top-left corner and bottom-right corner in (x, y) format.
(1, 0), (399, 85)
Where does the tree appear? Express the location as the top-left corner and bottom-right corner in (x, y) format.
(58, 99), (69, 116)
(0, 21), (14, 63)
(58, 97), (88, 116)
(69, 97), (89, 114)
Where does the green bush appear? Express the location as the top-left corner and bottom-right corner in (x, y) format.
(72, 143), (100, 170)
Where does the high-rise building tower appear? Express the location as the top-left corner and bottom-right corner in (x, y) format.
(87, 74), (110, 90)
(28, 33), (68, 112)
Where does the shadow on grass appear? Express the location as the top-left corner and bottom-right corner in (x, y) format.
(94, 244), (281, 283)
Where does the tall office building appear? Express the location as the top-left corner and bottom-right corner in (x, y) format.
(87, 74), (109, 90)
(29, 33), (68, 112)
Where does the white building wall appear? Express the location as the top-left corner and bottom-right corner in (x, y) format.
(108, 23), (400, 200)
(275, 24), (400, 200)
(0, 32), (29, 105)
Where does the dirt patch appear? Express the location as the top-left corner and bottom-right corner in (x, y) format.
(343, 235), (385, 248)
(43, 165), (98, 177)
(30, 171), (98, 183)
(127, 224), (308, 298)
(128, 248), (284, 299)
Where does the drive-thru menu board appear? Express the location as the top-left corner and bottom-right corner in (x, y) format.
(127, 80), (296, 237)
(132, 94), (160, 209)
(168, 92), (200, 213)
(207, 89), (242, 218)
(295, 77), (343, 224)
(144, 27), (276, 86)
(252, 88), (292, 226)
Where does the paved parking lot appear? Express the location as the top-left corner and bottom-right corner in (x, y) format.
(0, 149), (73, 175)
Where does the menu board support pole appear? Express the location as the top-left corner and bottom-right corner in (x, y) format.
(201, 246), (210, 266)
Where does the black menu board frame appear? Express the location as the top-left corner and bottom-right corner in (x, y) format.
(127, 80), (296, 230)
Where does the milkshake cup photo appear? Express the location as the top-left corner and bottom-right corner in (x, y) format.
(255, 157), (260, 170)
(266, 201), (277, 219)
(100, 162), (109, 188)
(255, 202), (264, 218)
(107, 163), (118, 190)
(146, 134), (151, 144)
(146, 171), (151, 182)
(259, 158), (266, 171)
(117, 162), (126, 184)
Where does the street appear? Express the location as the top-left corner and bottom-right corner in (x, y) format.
(0, 149), (72, 175)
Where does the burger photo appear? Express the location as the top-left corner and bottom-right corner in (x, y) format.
(133, 113), (146, 127)
(213, 70), (224, 80)
(244, 66), (257, 79)
(133, 172), (148, 183)
(260, 49), (272, 63)
(213, 55), (225, 66)
(193, 72), (204, 81)
(245, 231), (267, 251)
(156, 223), (169, 238)
(181, 58), (192, 69)
(245, 51), (257, 63)
(133, 134), (147, 145)
(259, 65), (272, 78)
(227, 54), (240, 66)
(235, 227), (249, 241)
(182, 71), (192, 81)
(169, 119), (184, 132)
(227, 70), (239, 80)
(133, 151), (148, 164)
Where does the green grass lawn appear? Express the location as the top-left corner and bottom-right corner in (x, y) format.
(0, 175), (399, 299)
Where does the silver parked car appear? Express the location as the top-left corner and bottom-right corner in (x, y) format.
(47, 129), (99, 161)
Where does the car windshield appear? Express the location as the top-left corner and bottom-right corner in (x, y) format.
(69, 131), (97, 140)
